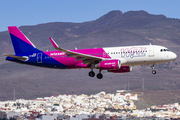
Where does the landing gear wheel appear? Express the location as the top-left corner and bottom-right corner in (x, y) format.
(97, 73), (103, 79)
(152, 70), (156, 74)
(151, 64), (156, 74)
(89, 71), (95, 77)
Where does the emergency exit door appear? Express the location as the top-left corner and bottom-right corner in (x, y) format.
(37, 53), (42, 63)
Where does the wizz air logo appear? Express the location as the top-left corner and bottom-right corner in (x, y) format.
(29, 53), (36, 57)
(121, 47), (147, 58)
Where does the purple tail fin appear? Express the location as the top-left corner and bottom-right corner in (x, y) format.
(8, 26), (40, 55)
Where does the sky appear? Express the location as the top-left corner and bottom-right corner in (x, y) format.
(0, 0), (180, 32)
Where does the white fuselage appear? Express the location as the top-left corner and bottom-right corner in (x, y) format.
(103, 45), (177, 66)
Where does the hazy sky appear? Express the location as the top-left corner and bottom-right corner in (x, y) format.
(0, 0), (180, 32)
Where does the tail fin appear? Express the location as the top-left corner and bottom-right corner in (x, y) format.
(8, 26), (40, 55)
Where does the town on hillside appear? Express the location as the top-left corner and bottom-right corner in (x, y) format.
(0, 90), (179, 120)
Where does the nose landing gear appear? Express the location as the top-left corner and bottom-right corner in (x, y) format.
(152, 70), (156, 74)
(151, 64), (156, 74)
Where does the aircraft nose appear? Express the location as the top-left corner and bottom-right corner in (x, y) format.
(171, 52), (177, 60)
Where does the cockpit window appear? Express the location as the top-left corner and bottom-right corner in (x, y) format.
(160, 49), (170, 52)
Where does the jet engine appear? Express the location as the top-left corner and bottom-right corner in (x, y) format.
(95, 59), (120, 70)
(107, 65), (132, 73)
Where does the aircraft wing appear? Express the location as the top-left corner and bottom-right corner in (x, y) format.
(49, 37), (106, 65)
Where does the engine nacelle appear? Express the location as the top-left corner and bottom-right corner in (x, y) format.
(107, 65), (132, 73)
(95, 59), (120, 70)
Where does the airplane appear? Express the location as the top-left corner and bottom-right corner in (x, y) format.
(4, 26), (177, 79)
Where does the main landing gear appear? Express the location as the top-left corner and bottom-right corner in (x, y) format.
(151, 64), (156, 74)
(88, 64), (103, 79)
(97, 70), (103, 79)
(89, 70), (103, 79)
(89, 71), (95, 77)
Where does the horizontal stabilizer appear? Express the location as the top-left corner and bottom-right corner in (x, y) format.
(3, 54), (28, 61)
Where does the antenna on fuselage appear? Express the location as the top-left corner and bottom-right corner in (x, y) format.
(149, 43), (152, 45)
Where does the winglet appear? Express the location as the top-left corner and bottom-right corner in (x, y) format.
(49, 37), (59, 48)
(49, 37), (69, 53)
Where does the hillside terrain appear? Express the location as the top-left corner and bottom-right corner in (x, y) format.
(0, 10), (180, 108)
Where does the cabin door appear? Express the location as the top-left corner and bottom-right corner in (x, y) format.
(149, 46), (154, 57)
